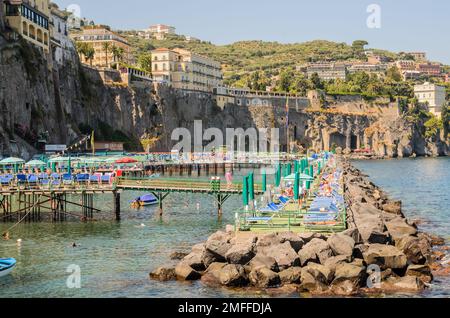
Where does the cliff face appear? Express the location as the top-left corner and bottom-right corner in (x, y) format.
(0, 37), (447, 159)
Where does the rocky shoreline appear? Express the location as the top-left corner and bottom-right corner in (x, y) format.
(150, 159), (449, 296)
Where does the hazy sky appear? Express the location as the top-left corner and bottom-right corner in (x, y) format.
(54, 0), (450, 64)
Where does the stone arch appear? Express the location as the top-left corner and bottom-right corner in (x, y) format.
(22, 21), (28, 36)
(36, 29), (43, 43)
(43, 32), (48, 45)
(29, 24), (36, 40)
(328, 130), (346, 151)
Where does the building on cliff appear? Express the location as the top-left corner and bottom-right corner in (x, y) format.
(72, 25), (132, 68)
(49, 3), (73, 65)
(151, 47), (223, 92)
(139, 24), (176, 40)
(306, 62), (347, 81)
(3, 0), (50, 54)
(414, 82), (446, 117)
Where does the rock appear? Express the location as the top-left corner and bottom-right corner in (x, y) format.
(201, 262), (227, 286)
(249, 267), (281, 288)
(170, 251), (188, 260)
(351, 203), (388, 244)
(298, 232), (326, 243)
(330, 280), (360, 296)
(225, 241), (255, 265)
(385, 217), (418, 243)
(382, 276), (425, 292)
(418, 232), (445, 246)
(298, 238), (333, 266)
(363, 244), (407, 270)
(191, 243), (205, 254)
(149, 267), (176, 281)
(382, 201), (402, 215)
(256, 233), (280, 248)
(324, 255), (352, 272)
(353, 244), (369, 259)
(278, 232), (305, 252)
(202, 234), (232, 267)
(341, 228), (362, 244)
(396, 235), (432, 265)
(175, 262), (201, 281)
(219, 264), (248, 287)
(332, 262), (366, 288)
(298, 265), (329, 292)
(259, 242), (300, 270)
(279, 267), (302, 284)
(307, 262), (334, 284)
(249, 254), (279, 272)
(182, 252), (205, 271)
(406, 265), (433, 283)
(327, 233), (355, 257)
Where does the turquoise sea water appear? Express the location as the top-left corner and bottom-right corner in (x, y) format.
(0, 160), (449, 298)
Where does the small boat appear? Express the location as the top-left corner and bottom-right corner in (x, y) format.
(0, 258), (16, 278)
(132, 194), (159, 207)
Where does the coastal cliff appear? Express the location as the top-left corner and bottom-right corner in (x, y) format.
(0, 36), (447, 159)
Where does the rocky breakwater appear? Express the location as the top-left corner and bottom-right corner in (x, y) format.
(149, 161), (448, 296)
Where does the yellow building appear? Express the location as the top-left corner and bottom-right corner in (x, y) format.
(72, 25), (132, 68)
(151, 48), (223, 92)
(3, 0), (50, 54)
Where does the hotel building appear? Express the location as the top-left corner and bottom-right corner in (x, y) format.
(414, 82), (446, 117)
(306, 63), (347, 81)
(3, 0), (50, 54)
(72, 25), (132, 68)
(151, 48), (223, 92)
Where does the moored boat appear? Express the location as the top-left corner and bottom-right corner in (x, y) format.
(0, 258), (16, 278)
(132, 194), (159, 207)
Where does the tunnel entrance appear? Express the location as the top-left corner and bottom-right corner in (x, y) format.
(329, 132), (346, 151)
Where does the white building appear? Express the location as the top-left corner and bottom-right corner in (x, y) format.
(148, 24), (175, 35)
(414, 82), (446, 117)
(50, 4), (74, 65)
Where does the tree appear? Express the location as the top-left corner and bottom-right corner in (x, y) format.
(441, 103), (449, 137)
(138, 52), (153, 73)
(112, 45), (124, 64)
(424, 116), (443, 139)
(386, 66), (402, 82)
(102, 42), (111, 67)
(84, 45), (95, 67)
(352, 40), (369, 51)
(310, 73), (324, 90)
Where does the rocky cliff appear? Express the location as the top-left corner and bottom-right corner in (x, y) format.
(0, 36), (447, 159)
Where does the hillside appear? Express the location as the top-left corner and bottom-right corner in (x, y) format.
(122, 33), (397, 80)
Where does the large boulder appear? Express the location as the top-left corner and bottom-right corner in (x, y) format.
(202, 233), (232, 267)
(341, 228), (362, 244)
(323, 255), (352, 273)
(406, 264), (433, 283)
(175, 262), (202, 281)
(225, 240), (255, 265)
(381, 276), (425, 292)
(332, 262), (366, 288)
(279, 267), (302, 284)
(249, 254), (279, 272)
(351, 203), (389, 244)
(396, 235), (432, 265)
(306, 262), (334, 284)
(149, 267), (176, 281)
(219, 264), (248, 287)
(256, 233), (280, 249)
(249, 267), (281, 288)
(363, 244), (407, 270)
(382, 201), (402, 215)
(201, 262), (227, 286)
(182, 251), (205, 271)
(277, 232), (305, 252)
(385, 217), (418, 243)
(298, 238), (333, 266)
(298, 265), (329, 292)
(259, 242), (300, 270)
(170, 251), (189, 260)
(327, 233), (355, 257)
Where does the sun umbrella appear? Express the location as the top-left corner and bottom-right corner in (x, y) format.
(115, 157), (138, 164)
(284, 173), (314, 181)
(25, 159), (46, 167)
(0, 157), (25, 165)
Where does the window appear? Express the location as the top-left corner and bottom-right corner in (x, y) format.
(154, 64), (158, 71)
(154, 56), (158, 61)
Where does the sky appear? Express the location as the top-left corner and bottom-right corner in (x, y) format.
(54, 0), (450, 64)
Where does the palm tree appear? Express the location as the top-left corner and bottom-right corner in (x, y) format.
(112, 45), (125, 63)
(102, 42), (111, 67)
(84, 45), (95, 67)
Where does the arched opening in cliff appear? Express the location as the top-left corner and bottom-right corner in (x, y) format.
(329, 132), (346, 151)
(351, 134), (358, 150)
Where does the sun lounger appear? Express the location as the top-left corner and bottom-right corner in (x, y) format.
(62, 174), (74, 186)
